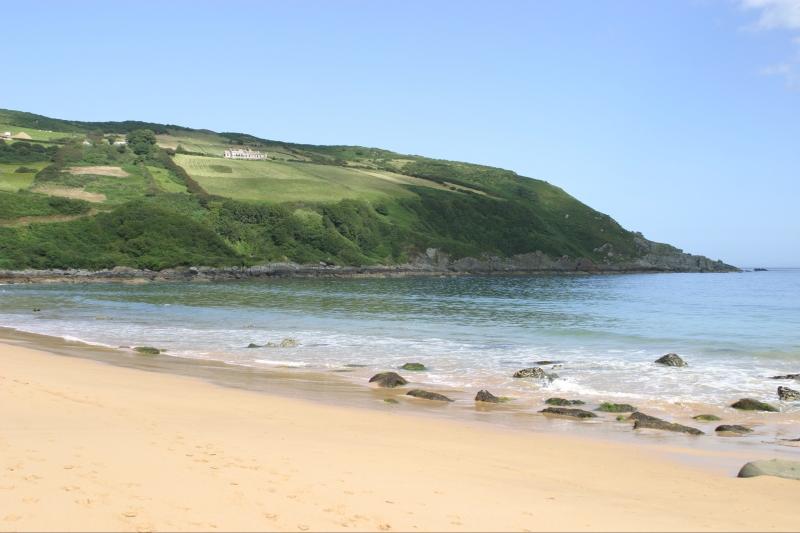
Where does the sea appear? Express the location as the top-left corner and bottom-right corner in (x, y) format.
(1, 270), (799, 415)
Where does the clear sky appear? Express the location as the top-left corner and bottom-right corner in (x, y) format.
(3, 0), (799, 267)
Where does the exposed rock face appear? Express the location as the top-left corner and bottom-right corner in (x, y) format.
(737, 459), (800, 481)
(540, 407), (598, 419)
(715, 425), (752, 435)
(629, 412), (704, 435)
(596, 402), (637, 413)
(545, 398), (585, 406)
(654, 353), (687, 367)
(133, 346), (160, 355)
(475, 390), (502, 403)
(400, 362), (427, 371)
(407, 389), (453, 402)
(771, 373), (800, 380)
(778, 386), (800, 401)
(369, 372), (408, 388)
(512, 367), (546, 379)
(731, 398), (778, 412)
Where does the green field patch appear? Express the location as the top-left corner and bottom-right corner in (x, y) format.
(0, 123), (79, 142)
(33, 165), (151, 205)
(0, 162), (48, 192)
(147, 166), (188, 194)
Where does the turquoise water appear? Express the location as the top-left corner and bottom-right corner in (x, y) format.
(1, 271), (799, 408)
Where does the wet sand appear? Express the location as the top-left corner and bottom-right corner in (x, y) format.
(1, 337), (799, 531)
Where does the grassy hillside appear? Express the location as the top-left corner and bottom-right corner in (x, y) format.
(0, 108), (718, 272)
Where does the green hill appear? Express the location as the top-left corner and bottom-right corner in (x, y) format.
(0, 108), (735, 273)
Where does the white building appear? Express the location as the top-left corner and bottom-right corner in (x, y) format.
(113, 140), (127, 146)
(224, 148), (266, 160)
(1, 132), (10, 140)
(82, 139), (93, 146)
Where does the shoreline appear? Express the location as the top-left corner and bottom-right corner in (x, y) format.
(1, 335), (799, 531)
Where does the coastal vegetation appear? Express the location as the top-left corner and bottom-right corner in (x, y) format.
(0, 108), (733, 272)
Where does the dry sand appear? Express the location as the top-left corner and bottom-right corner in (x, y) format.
(1, 340), (798, 532)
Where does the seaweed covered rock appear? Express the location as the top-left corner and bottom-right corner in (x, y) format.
(596, 402), (637, 413)
(545, 397), (585, 406)
(540, 407), (597, 419)
(629, 412), (703, 435)
(731, 398), (778, 412)
(770, 373), (800, 380)
(407, 389), (453, 402)
(475, 390), (501, 403)
(737, 459), (800, 480)
(512, 367), (546, 379)
(369, 372), (408, 388)
(693, 414), (722, 422)
(134, 346), (160, 355)
(654, 353), (687, 367)
(400, 362), (427, 371)
(778, 386), (800, 401)
(715, 424), (752, 435)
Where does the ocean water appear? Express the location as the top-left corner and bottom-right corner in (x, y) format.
(1, 271), (799, 410)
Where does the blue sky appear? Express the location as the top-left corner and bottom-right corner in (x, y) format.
(3, 0), (799, 266)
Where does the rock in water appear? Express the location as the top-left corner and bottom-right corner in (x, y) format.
(545, 398), (585, 406)
(406, 389), (453, 402)
(279, 338), (299, 348)
(629, 412), (704, 435)
(400, 362), (427, 371)
(778, 386), (800, 401)
(654, 353), (687, 367)
(134, 346), (160, 355)
(540, 407), (598, 419)
(246, 343), (261, 348)
(715, 424), (752, 435)
(770, 373), (800, 380)
(596, 402), (637, 413)
(737, 459), (800, 481)
(369, 372), (408, 388)
(512, 367), (546, 378)
(731, 398), (779, 412)
(692, 414), (722, 421)
(475, 390), (501, 403)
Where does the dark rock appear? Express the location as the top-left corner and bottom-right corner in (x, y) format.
(715, 424), (752, 435)
(512, 367), (546, 378)
(32, 308), (41, 312)
(133, 346), (160, 355)
(369, 372), (408, 388)
(654, 353), (687, 367)
(778, 386), (800, 401)
(540, 407), (598, 419)
(383, 398), (399, 404)
(753, 268), (768, 272)
(400, 362), (427, 371)
(770, 373), (800, 380)
(406, 389), (453, 402)
(737, 459), (800, 480)
(246, 343), (261, 348)
(545, 397), (585, 406)
(731, 398), (778, 412)
(344, 363), (368, 368)
(629, 412), (704, 435)
(596, 402), (637, 413)
(535, 360), (562, 365)
(692, 414), (722, 422)
(475, 390), (501, 403)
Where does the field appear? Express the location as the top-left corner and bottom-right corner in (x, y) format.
(0, 123), (79, 143)
(0, 162), (49, 192)
(174, 154), (437, 203)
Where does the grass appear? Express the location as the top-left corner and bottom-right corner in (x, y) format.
(0, 122), (79, 142)
(147, 166), (188, 194)
(174, 154), (420, 203)
(0, 162), (48, 191)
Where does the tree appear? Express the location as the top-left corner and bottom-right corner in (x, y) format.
(126, 129), (157, 156)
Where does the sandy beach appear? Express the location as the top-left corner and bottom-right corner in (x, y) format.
(1, 340), (799, 531)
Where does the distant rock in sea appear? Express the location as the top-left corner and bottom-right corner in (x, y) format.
(475, 390), (502, 403)
(654, 353), (687, 367)
(715, 424), (752, 435)
(629, 412), (703, 435)
(512, 367), (546, 378)
(778, 386), (800, 401)
(545, 398), (585, 406)
(407, 389), (453, 402)
(540, 407), (597, 419)
(731, 398), (778, 412)
(369, 372), (408, 388)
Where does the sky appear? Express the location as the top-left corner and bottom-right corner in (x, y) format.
(3, 0), (799, 267)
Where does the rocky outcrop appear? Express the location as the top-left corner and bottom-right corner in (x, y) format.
(369, 372), (408, 388)
(654, 353), (687, 367)
(778, 386), (800, 401)
(692, 414), (722, 421)
(400, 362), (426, 371)
(737, 459), (800, 481)
(629, 412), (703, 435)
(475, 390), (502, 403)
(407, 389), (453, 402)
(731, 398), (778, 412)
(133, 346), (160, 355)
(512, 367), (546, 379)
(545, 398), (585, 406)
(540, 407), (597, 419)
(771, 373), (800, 380)
(715, 425), (752, 435)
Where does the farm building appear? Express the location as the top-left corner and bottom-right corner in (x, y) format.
(11, 132), (32, 140)
(2, 132), (10, 139)
(113, 140), (127, 146)
(82, 139), (92, 146)
(224, 148), (266, 160)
